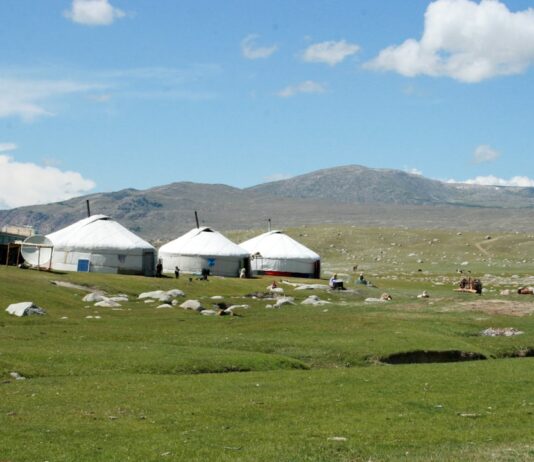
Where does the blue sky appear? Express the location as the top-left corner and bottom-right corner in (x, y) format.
(1, 0), (534, 208)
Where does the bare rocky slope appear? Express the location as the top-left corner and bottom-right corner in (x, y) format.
(1, 165), (534, 242)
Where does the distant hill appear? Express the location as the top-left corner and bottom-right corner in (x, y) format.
(2, 165), (534, 241)
(247, 165), (534, 208)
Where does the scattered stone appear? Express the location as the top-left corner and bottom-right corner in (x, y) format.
(274, 297), (295, 308)
(461, 261), (469, 266)
(268, 287), (284, 295)
(225, 304), (249, 312)
(265, 304), (273, 309)
(211, 295), (224, 300)
(6, 302), (46, 317)
(245, 292), (273, 299)
(10, 371), (26, 380)
(109, 296), (129, 302)
(179, 300), (204, 312)
(201, 309), (217, 316)
(417, 291), (430, 299)
(94, 300), (121, 308)
(156, 294), (172, 304)
(144, 299), (155, 304)
(281, 280), (301, 287)
(365, 293), (392, 303)
(500, 289), (511, 296)
(82, 292), (107, 303)
(294, 284), (330, 291)
(481, 327), (523, 337)
(301, 295), (331, 306)
(166, 289), (185, 298)
(156, 304), (173, 309)
(138, 290), (166, 300)
(328, 436), (347, 442)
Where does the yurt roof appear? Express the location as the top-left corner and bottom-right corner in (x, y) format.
(159, 227), (249, 257)
(47, 215), (154, 251)
(239, 230), (320, 260)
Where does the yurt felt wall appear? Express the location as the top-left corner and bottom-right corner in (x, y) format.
(47, 215), (156, 275)
(239, 230), (320, 278)
(158, 227), (250, 278)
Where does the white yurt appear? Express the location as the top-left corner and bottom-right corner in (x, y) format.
(47, 215), (156, 275)
(158, 227), (250, 277)
(239, 230), (321, 278)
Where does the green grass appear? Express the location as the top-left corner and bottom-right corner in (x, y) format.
(1, 225), (534, 461)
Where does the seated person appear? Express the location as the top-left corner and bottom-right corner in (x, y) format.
(356, 272), (368, 285)
(329, 274), (344, 290)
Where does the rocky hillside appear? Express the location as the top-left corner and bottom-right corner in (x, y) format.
(2, 165), (534, 241)
(247, 165), (534, 207)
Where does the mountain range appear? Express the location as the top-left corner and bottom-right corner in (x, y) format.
(2, 165), (534, 242)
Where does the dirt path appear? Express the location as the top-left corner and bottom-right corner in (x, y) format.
(474, 236), (502, 257)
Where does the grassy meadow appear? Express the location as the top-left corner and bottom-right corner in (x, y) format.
(1, 226), (534, 461)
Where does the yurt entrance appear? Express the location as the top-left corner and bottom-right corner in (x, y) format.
(142, 250), (156, 276)
(313, 260), (321, 278)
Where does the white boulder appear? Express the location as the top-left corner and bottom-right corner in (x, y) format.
(201, 309), (217, 316)
(109, 296), (129, 302)
(6, 302), (46, 317)
(138, 290), (166, 300)
(179, 300), (204, 312)
(301, 295), (330, 306)
(82, 292), (107, 303)
(94, 300), (122, 308)
(166, 289), (185, 298)
(274, 297), (295, 308)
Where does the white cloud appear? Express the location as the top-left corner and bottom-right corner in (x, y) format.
(449, 175), (534, 187)
(366, 0), (534, 82)
(302, 40), (360, 66)
(0, 155), (96, 209)
(64, 0), (125, 26)
(405, 167), (423, 176)
(241, 35), (278, 59)
(277, 80), (326, 98)
(473, 144), (500, 163)
(0, 78), (101, 121)
(263, 173), (293, 183)
(0, 65), (219, 121)
(0, 143), (17, 153)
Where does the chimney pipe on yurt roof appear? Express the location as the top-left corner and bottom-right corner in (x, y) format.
(86, 200), (91, 218)
(194, 211), (200, 229)
(267, 218), (271, 232)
